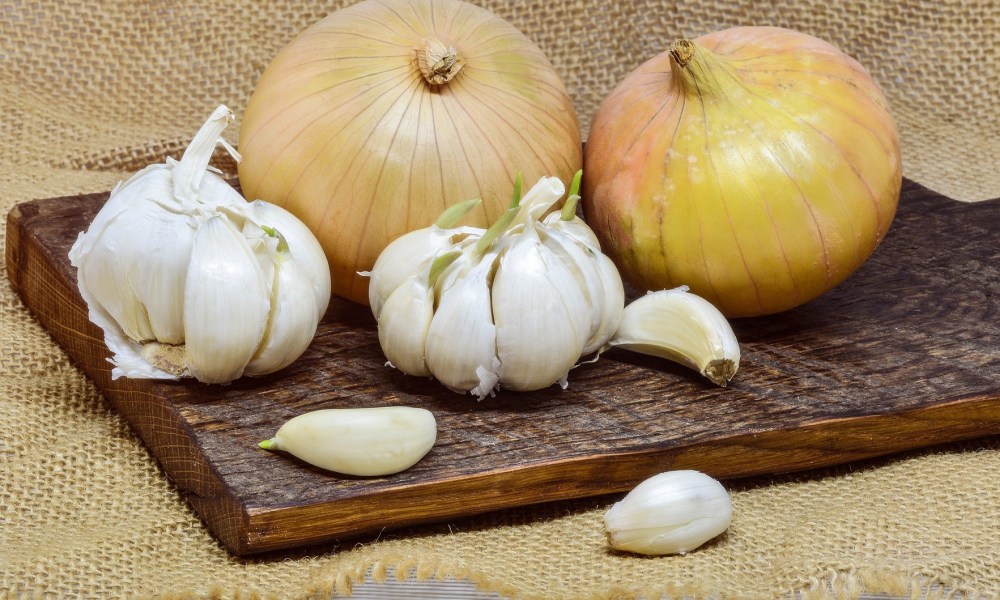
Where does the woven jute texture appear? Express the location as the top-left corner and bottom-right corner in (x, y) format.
(2, 1), (999, 598)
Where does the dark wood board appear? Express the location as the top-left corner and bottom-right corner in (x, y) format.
(6, 179), (1000, 556)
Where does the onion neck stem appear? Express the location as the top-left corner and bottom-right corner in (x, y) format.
(669, 39), (696, 67)
(668, 39), (734, 99)
(416, 36), (464, 85)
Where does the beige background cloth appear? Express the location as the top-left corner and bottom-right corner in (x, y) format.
(2, 0), (999, 598)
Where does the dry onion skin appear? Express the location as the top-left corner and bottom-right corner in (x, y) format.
(238, 0), (582, 304)
(583, 26), (902, 317)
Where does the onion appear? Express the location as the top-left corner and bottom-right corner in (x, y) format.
(238, 0), (582, 304)
(582, 26), (902, 317)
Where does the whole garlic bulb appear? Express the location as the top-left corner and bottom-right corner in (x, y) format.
(367, 173), (625, 399)
(69, 105), (331, 384)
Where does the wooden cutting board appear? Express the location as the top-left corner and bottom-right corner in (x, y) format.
(6, 179), (1000, 556)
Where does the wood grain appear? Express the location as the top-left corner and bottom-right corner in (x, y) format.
(5, 179), (999, 556)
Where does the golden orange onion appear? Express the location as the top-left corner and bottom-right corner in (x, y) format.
(583, 26), (902, 317)
(238, 0), (582, 305)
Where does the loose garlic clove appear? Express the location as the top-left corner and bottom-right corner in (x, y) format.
(604, 470), (732, 556)
(608, 287), (740, 386)
(259, 406), (437, 476)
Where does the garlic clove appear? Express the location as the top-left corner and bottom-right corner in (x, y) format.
(539, 226), (605, 346)
(244, 237), (321, 377)
(492, 220), (589, 392)
(249, 200), (332, 321)
(539, 225), (625, 356)
(608, 287), (740, 386)
(183, 216), (271, 384)
(72, 169), (191, 343)
(541, 212), (603, 251)
(377, 273), (435, 377)
(259, 406), (437, 477)
(604, 470), (732, 556)
(366, 225), (480, 319)
(589, 252), (626, 355)
(424, 250), (501, 398)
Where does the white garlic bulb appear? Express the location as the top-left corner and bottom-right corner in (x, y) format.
(69, 105), (331, 384)
(604, 470), (733, 555)
(367, 173), (626, 399)
(367, 171), (745, 398)
(258, 406), (437, 476)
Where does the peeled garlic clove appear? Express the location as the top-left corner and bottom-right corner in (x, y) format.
(377, 273), (435, 377)
(259, 406), (437, 477)
(424, 250), (501, 398)
(608, 287), (740, 386)
(604, 470), (732, 556)
(183, 216), (271, 384)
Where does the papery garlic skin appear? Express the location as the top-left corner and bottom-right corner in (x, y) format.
(259, 406), (437, 476)
(604, 470), (732, 556)
(68, 105), (331, 384)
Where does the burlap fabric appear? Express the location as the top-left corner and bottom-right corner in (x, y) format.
(2, 1), (998, 598)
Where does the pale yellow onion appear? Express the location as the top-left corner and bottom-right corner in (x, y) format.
(583, 26), (902, 317)
(238, 0), (582, 304)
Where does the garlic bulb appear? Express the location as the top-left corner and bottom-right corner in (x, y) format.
(604, 470), (732, 556)
(368, 172), (746, 397)
(367, 173), (626, 399)
(259, 406), (437, 477)
(69, 105), (331, 384)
